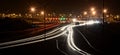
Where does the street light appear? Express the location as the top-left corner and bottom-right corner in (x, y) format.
(103, 9), (108, 22)
(91, 7), (95, 11)
(92, 11), (96, 15)
(30, 7), (36, 12)
(103, 9), (107, 13)
(84, 11), (87, 15)
(41, 11), (44, 15)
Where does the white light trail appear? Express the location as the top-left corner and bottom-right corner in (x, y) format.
(67, 25), (90, 55)
(0, 30), (67, 49)
(0, 23), (94, 55)
(85, 20), (100, 25)
(0, 27), (60, 46)
(86, 20), (95, 25)
(0, 26), (67, 49)
(61, 25), (70, 31)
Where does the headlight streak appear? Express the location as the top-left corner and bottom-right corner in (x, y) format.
(61, 25), (69, 31)
(85, 20), (100, 25)
(0, 27), (61, 46)
(0, 23), (96, 55)
(67, 26), (76, 51)
(67, 25), (91, 55)
(0, 30), (68, 49)
(0, 26), (68, 49)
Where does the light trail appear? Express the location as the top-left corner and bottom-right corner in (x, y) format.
(0, 30), (67, 49)
(66, 20), (101, 55)
(0, 27), (60, 46)
(66, 25), (91, 55)
(0, 23), (93, 55)
(0, 26), (68, 49)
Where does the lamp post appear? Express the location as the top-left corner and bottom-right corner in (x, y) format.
(30, 7), (36, 18)
(83, 11), (88, 20)
(40, 10), (46, 37)
(40, 11), (45, 22)
(90, 7), (96, 19)
(103, 9), (108, 22)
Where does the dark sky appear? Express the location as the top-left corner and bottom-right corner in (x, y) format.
(0, 0), (120, 14)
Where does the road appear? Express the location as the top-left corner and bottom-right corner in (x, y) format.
(0, 24), (68, 55)
(67, 22), (119, 55)
(0, 23), (97, 55)
(0, 22), (119, 55)
(57, 22), (119, 55)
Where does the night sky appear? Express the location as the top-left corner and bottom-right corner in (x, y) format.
(0, 0), (120, 14)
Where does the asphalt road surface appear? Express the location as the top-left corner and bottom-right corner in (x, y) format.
(72, 23), (119, 55)
(0, 23), (119, 55)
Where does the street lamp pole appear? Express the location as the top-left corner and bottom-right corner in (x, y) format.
(103, 0), (105, 23)
(90, 7), (96, 19)
(44, 10), (46, 38)
(83, 11), (88, 20)
(30, 7), (36, 24)
(41, 10), (46, 37)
